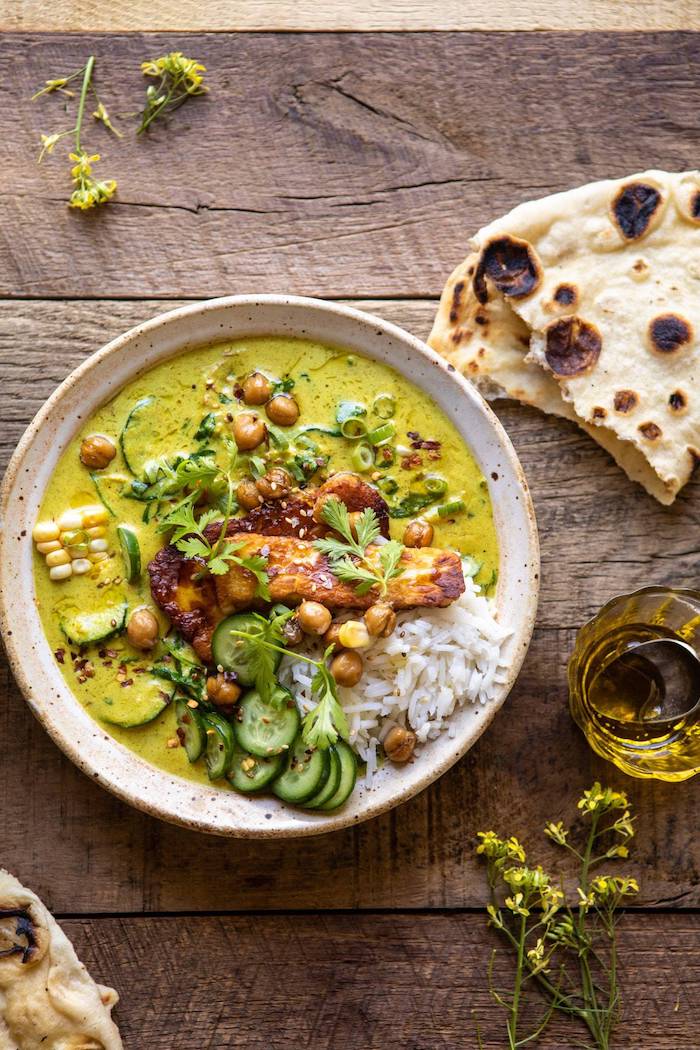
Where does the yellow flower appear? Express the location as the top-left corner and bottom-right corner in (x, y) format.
(505, 892), (530, 917)
(68, 151), (117, 210)
(578, 782), (628, 816)
(38, 132), (61, 161)
(476, 832), (526, 864)
(544, 820), (569, 846)
(526, 937), (550, 974)
(92, 102), (122, 137)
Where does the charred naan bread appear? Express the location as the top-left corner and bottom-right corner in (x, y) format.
(0, 870), (122, 1050)
(430, 170), (700, 504)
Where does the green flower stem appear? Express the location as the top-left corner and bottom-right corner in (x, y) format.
(74, 55), (95, 153)
(508, 914), (527, 1048)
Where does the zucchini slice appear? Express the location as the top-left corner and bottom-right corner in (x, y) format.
(318, 741), (358, 811)
(271, 736), (330, 805)
(303, 746), (342, 809)
(93, 678), (172, 729)
(211, 613), (282, 687)
(175, 698), (207, 762)
(203, 712), (236, 781)
(233, 687), (300, 757)
(117, 525), (141, 583)
(227, 746), (284, 793)
(60, 602), (128, 647)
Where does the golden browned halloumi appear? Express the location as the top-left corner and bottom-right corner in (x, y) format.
(214, 534), (465, 614)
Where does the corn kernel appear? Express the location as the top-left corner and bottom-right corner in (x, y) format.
(36, 540), (62, 554)
(71, 558), (92, 575)
(82, 507), (109, 528)
(46, 549), (70, 568)
(49, 563), (73, 581)
(66, 544), (89, 559)
(338, 620), (371, 649)
(57, 509), (83, 531)
(88, 538), (108, 553)
(88, 551), (109, 563)
(32, 521), (60, 543)
(85, 525), (106, 538)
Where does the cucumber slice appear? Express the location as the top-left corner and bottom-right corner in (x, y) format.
(303, 746), (342, 809)
(271, 736), (330, 804)
(233, 687), (300, 757)
(227, 746), (284, 793)
(211, 613), (282, 687)
(93, 677), (172, 728)
(117, 525), (141, 583)
(318, 740), (358, 811)
(204, 712), (236, 781)
(60, 602), (128, 647)
(175, 698), (207, 762)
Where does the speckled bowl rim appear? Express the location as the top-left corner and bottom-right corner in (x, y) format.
(0, 295), (539, 838)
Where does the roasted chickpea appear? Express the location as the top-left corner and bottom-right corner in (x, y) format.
(403, 518), (434, 548)
(255, 467), (292, 501)
(242, 371), (272, 406)
(126, 608), (159, 651)
(266, 394), (299, 427)
(232, 412), (266, 451)
(297, 600), (332, 636)
(383, 725), (416, 763)
(207, 672), (242, 706)
(330, 649), (363, 687)
(79, 434), (116, 470)
(237, 478), (262, 510)
(323, 621), (345, 649)
(364, 602), (397, 638)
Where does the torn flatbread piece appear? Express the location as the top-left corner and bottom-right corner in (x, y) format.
(0, 870), (122, 1050)
(430, 170), (700, 503)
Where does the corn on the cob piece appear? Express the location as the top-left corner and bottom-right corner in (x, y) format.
(33, 504), (111, 581)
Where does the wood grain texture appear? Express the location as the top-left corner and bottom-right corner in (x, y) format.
(2, 298), (699, 914)
(57, 912), (700, 1048)
(5, 0), (699, 32)
(2, 32), (699, 298)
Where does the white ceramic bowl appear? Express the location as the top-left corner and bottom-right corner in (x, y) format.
(0, 295), (539, 837)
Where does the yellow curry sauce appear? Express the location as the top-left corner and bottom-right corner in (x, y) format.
(34, 337), (498, 785)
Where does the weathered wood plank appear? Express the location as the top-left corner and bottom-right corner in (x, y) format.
(5, 0), (699, 33)
(57, 912), (700, 1048)
(1, 33), (699, 298)
(1, 297), (698, 914)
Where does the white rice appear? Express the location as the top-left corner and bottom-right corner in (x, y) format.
(277, 574), (510, 787)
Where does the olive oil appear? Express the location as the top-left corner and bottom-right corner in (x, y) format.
(569, 587), (700, 780)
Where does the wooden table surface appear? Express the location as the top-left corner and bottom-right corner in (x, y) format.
(2, 17), (700, 1049)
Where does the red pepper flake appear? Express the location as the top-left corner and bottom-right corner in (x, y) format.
(54, 648), (65, 664)
(120, 678), (134, 688)
(105, 649), (118, 659)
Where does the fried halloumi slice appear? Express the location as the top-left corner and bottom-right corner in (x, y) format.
(213, 534), (465, 614)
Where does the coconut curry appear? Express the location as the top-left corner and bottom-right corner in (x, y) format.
(33, 336), (498, 802)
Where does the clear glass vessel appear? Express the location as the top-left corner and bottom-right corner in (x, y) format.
(569, 587), (700, 781)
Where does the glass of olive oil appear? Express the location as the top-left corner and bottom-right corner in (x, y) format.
(569, 587), (700, 781)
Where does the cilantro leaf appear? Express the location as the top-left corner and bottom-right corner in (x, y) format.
(302, 659), (349, 750)
(378, 540), (405, 585)
(330, 557), (381, 596)
(314, 497), (405, 597)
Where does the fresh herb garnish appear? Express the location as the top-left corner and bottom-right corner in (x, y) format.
(476, 783), (638, 1049)
(33, 55), (118, 209)
(194, 412), (217, 441)
(226, 625), (348, 749)
(336, 401), (367, 425)
(386, 490), (439, 519)
(314, 498), (404, 597)
(271, 376), (295, 396)
(137, 51), (208, 134)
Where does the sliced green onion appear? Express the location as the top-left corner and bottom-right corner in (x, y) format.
(336, 400), (367, 425)
(367, 422), (396, 446)
(437, 498), (466, 518)
(424, 474), (448, 496)
(351, 441), (374, 473)
(341, 417), (369, 439)
(373, 394), (396, 419)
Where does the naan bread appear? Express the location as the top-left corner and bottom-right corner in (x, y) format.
(429, 170), (700, 503)
(0, 871), (122, 1050)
